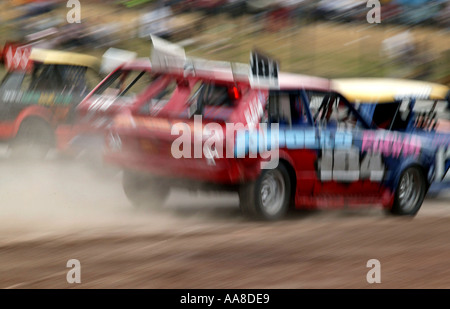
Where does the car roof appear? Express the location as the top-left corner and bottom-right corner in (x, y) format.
(144, 37), (332, 92)
(121, 58), (152, 71)
(29, 48), (100, 70)
(120, 58), (332, 91)
(122, 58), (249, 83)
(278, 72), (331, 92)
(332, 78), (450, 103)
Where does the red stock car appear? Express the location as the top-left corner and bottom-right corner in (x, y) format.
(101, 41), (449, 220)
(0, 47), (101, 157)
(0, 44), (152, 160)
(55, 58), (162, 158)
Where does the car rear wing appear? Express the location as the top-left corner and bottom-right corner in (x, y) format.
(150, 35), (279, 87)
(249, 50), (279, 89)
(149, 36), (333, 93)
(100, 48), (137, 75)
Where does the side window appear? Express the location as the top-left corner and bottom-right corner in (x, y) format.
(200, 83), (235, 107)
(85, 68), (101, 92)
(138, 79), (177, 115)
(93, 70), (122, 96)
(267, 91), (308, 127)
(187, 81), (204, 117)
(0, 72), (27, 92)
(118, 70), (153, 98)
(371, 100), (419, 131)
(188, 82), (242, 119)
(27, 64), (44, 91)
(0, 72), (28, 102)
(56, 65), (89, 95)
(29, 65), (65, 92)
(411, 99), (447, 131)
(93, 70), (154, 98)
(153, 79), (177, 101)
(312, 94), (359, 130)
(372, 102), (402, 129)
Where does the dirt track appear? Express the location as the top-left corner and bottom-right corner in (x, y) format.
(0, 156), (449, 289)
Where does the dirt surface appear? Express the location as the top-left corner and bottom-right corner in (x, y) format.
(0, 153), (449, 289)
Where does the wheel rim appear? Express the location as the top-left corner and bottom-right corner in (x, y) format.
(260, 169), (285, 216)
(398, 168), (422, 211)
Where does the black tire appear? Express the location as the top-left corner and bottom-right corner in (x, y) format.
(122, 170), (170, 209)
(390, 166), (426, 216)
(239, 164), (291, 221)
(10, 118), (54, 159)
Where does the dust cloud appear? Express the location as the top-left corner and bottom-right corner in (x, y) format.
(1, 146), (450, 288)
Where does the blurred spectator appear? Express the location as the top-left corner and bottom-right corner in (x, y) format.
(434, 1), (450, 28)
(395, 0), (446, 25)
(381, 30), (416, 64)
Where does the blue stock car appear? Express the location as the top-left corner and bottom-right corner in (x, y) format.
(332, 78), (450, 197)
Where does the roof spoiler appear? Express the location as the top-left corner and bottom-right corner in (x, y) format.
(150, 35), (280, 87)
(101, 48), (137, 75)
(249, 50), (279, 89)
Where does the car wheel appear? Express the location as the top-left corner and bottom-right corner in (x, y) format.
(390, 166), (426, 216)
(239, 164), (291, 221)
(122, 170), (170, 209)
(10, 118), (54, 159)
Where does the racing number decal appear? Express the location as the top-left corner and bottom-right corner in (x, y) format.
(333, 149), (360, 181)
(360, 152), (384, 181)
(319, 148), (385, 182)
(319, 149), (359, 181)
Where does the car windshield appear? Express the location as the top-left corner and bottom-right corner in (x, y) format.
(29, 64), (91, 95)
(0, 65), (98, 106)
(366, 99), (449, 131)
(137, 77), (178, 115)
(309, 92), (365, 130)
(410, 99), (449, 130)
(93, 69), (157, 101)
(188, 81), (244, 120)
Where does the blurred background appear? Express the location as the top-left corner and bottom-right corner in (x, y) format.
(0, 0), (448, 83)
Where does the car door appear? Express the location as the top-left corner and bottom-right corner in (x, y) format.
(265, 90), (320, 198)
(313, 94), (385, 200)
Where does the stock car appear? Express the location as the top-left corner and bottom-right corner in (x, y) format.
(55, 57), (177, 158)
(0, 47), (101, 157)
(332, 78), (450, 195)
(103, 39), (449, 220)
